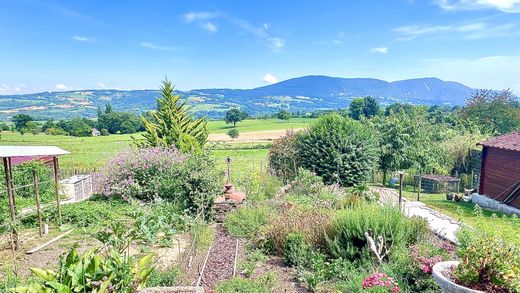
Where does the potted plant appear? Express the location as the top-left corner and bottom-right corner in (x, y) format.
(432, 227), (519, 293)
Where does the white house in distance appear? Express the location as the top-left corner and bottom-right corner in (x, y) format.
(91, 128), (101, 136)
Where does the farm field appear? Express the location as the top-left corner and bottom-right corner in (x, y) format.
(0, 118), (310, 170)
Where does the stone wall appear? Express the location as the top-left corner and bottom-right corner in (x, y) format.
(472, 193), (520, 217)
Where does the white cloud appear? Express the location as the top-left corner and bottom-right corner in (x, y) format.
(184, 11), (219, 22)
(183, 11), (285, 52)
(435, 0), (520, 13)
(72, 35), (94, 42)
(140, 42), (176, 50)
(55, 84), (68, 90)
(394, 21), (515, 40)
(96, 82), (106, 88)
(262, 73), (278, 84)
(370, 47), (388, 54)
(201, 21), (218, 32)
(266, 37), (285, 51)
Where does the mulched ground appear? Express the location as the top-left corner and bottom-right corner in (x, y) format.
(200, 225), (237, 289)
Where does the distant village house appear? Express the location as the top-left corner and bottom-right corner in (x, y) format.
(92, 128), (101, 137)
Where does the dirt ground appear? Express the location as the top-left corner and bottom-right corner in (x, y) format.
(208, 129), (302, 142)
(251, 256), (311, 293)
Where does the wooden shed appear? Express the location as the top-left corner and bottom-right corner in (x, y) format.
(478, 132), (520, 209)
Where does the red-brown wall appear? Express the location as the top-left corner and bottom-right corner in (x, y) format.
(479, 147), (520, 208)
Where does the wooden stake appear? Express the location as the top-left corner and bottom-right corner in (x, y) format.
(3, 158), (18, 250)
(7, 157), (16, 213)
(398, 172), (404, 210)
(33, 170), (43, 237)
(52, 157), (61, 225)
(417, 172), (422, 201)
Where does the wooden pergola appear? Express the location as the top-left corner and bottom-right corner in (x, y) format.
(1, 146), (69, 250)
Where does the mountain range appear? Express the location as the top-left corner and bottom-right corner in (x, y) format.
(0, 75), (476, 120)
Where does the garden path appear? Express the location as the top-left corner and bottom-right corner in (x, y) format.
(372, 187), (461, 243)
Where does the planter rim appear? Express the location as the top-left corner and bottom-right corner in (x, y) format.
(432, 260), (485, 293)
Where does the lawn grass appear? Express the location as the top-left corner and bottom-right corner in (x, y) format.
(396, 185), (520, 246)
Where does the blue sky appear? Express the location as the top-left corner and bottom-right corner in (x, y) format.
(1, 0), (520, 94)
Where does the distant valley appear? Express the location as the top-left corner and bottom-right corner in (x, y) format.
(0, 75), (476, 120)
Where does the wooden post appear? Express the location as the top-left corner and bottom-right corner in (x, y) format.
(3, 158), (18, 250)
(398, 172), (404, 211)
(7, 157), (16, 212)
(33, 169), (43, 237)
(52, 156), (61, 225)
(417, 171), (422, 201)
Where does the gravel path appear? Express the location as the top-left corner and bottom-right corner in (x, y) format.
(200, 225), (237, 289)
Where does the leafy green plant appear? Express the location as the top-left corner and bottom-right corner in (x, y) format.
(95, 222), (138, 254)
(297, 113), (378, 186)
(224, 204), (274, 239)
(215, 272), (277, 293)
(190, 219), (215, 250)
(147, 266), (180, 287)
(13, 248), (154, 293)
(240, 248), (268, 278)
(130, 203), (188, 246)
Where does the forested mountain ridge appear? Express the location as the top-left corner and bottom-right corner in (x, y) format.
(0, 75), (475, 120)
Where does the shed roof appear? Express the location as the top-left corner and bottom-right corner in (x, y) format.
(416, 174), (460, 182)
(0, 146), (70, 158)
(479, 132), (520, 152)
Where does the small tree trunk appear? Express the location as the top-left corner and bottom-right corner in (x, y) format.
(382, 170), (387, 186)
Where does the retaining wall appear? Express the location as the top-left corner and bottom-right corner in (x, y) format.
(472, 193), (520, 217)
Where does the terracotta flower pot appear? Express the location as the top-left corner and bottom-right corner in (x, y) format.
(432, 261), (484, 293)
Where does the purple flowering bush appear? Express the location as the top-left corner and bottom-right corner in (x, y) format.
(95, 147), (222, 218)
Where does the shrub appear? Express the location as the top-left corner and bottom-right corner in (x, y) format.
(215, 272), (277, 293)
(297, 113), (378, 186)
(454, 227), (520, 292)
(327, 204), (429, 261)
(96, 148), (222, 218)
(284, 232), (314, 267)
(262, 206), (332, 255)
(268, 130), (299, 181)
(224, 204), (274, 239)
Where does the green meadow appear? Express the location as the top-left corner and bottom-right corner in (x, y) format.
(0, 118), (310, 170)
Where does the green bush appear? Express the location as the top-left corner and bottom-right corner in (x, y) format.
(297, 113), (378, 186)
(234, 171), (281, 202)
(215, 272), (277, 293)
(327, 204), (429, 261)
(97, 148), (222, 219)
(224, 204), (274, 239)
(268, 130), (299, 181)
(283, 232), (313, 268)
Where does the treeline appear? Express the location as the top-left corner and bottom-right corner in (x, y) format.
(269, 89), (519, 187)
(8, 103), (144, 137)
